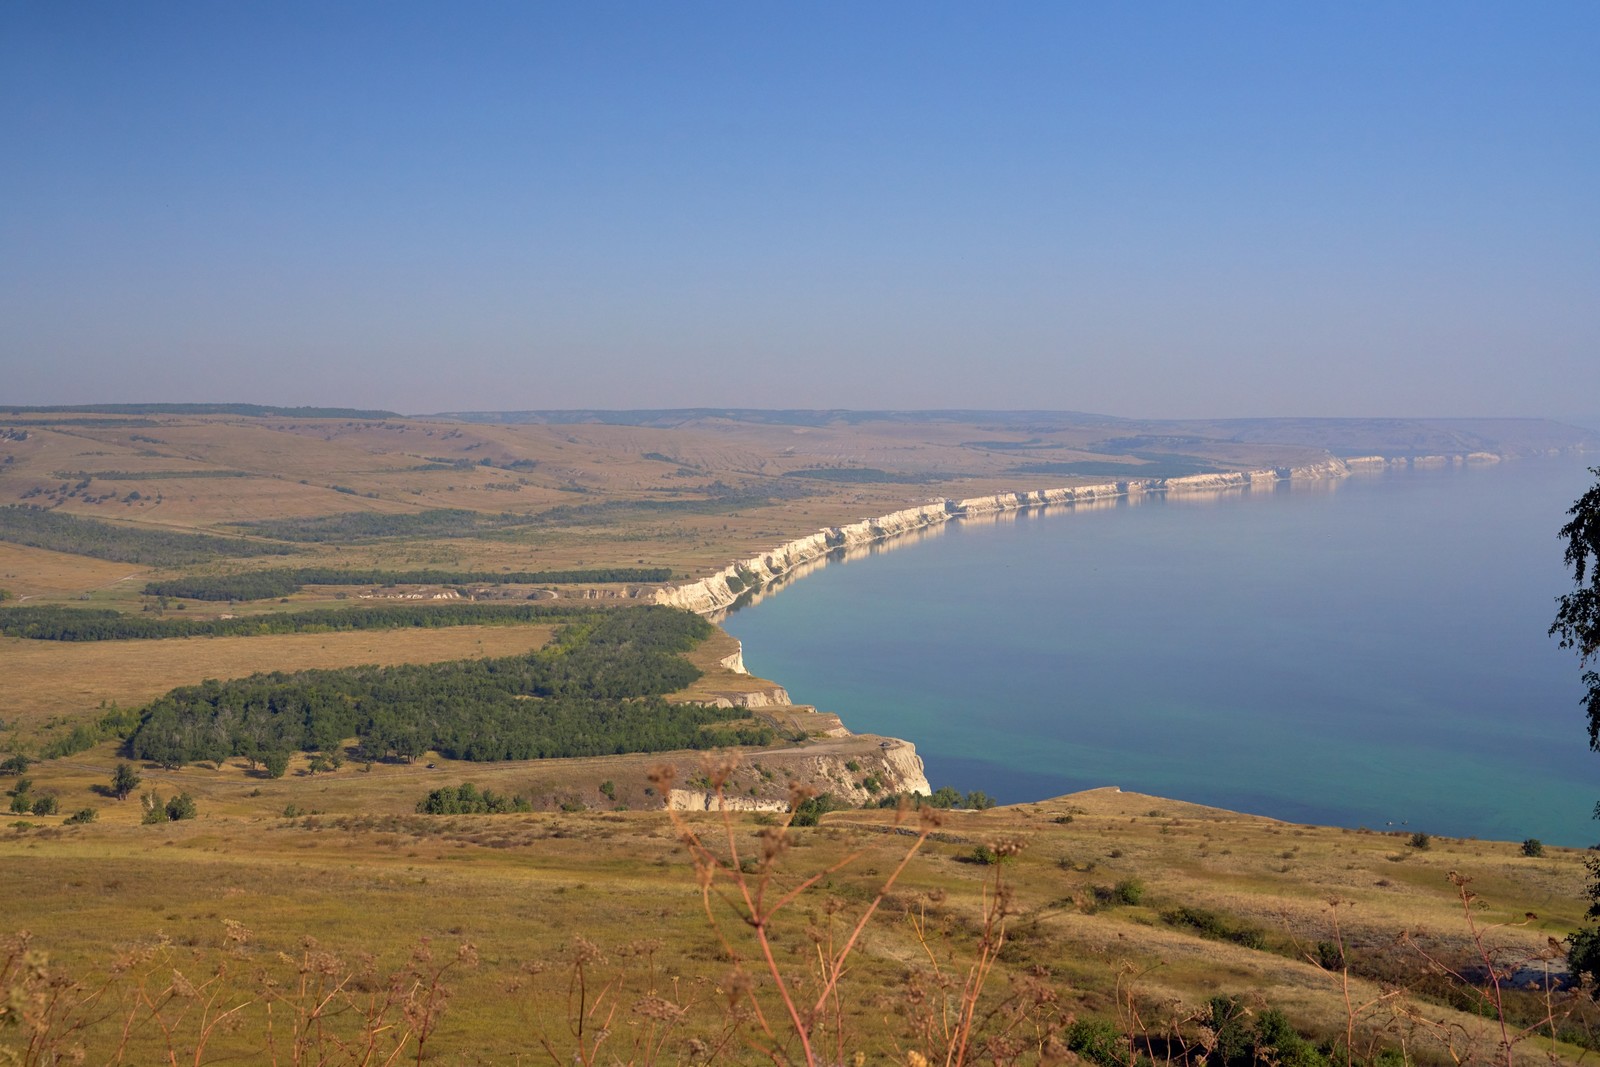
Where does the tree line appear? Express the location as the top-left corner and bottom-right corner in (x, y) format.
(0, 601), (596, 641)
(142, 565), (674, 602)
(233, 508), (532, 542)
(122, 607), (766, 768)
(0, 505), (295, 565)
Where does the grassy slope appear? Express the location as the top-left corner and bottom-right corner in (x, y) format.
(1, 787), (1589, 1063)
(2, 411), (1596, 1062)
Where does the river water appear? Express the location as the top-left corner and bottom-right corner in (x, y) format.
(722, 455), (1600, 846)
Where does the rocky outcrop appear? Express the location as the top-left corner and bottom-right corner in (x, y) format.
(954, 481), (1133, 515)
(654, 503), (954, 614)
(719, 644), (748, 675)
(667, 789), (789, 812)
(1162, 471), (1271, 493)
(693, 687), (792, 709)
(1281, 459), (1352, 480)
(782, 741), (934, 805)
(661, 739), (931, 812)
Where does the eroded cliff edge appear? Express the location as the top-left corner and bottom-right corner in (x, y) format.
(652, 451), (1515, 809)
(653, 460), (1360, 616)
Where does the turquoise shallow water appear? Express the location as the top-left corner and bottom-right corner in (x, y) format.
(722, 455), (1600, 846)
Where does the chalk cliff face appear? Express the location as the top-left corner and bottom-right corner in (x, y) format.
(654, 503), (955, 614)
(666, 789), (788, 812)
(1283, 459), (1351, 480)
(663, 739), (932, 812)
(693, 687), (792, 709)
(954, 481), (1132, 515)
(655, 468), (1396, 614)
(654, 445), (1540, 616)
(1163, 471), (1268, 493)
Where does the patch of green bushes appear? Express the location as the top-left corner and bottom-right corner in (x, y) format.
(124, 607), (742, 768)
(1208, 996), (1327, 1067)
(0, 601), (594, 641)
(0, 504), (294, 564)
(416, 783), (532, 814)
(1161, 905), (1267, 950)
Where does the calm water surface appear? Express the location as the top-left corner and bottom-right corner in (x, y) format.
(722, 456), (1600, 846)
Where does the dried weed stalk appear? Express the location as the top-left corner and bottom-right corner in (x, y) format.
(655, 755), (936, 1066)
(0, 926), (473, 1066)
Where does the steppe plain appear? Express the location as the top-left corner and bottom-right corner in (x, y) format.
(2, 406), (1597, 1064)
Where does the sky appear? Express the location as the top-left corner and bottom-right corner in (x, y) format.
(2, 2), (1596, 419)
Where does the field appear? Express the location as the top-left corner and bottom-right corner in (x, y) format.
(3, 408), (1598, 1064)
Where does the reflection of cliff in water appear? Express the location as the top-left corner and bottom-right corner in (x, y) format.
(671, 453), (1493, 618)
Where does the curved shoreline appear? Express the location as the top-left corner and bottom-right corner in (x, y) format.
(654, 457), (1366, 616)
(695, 450), (1600, 844)
(650, 450), (1514, 812)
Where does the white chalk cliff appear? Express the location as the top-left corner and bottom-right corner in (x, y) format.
(652, 462), (1392, 616)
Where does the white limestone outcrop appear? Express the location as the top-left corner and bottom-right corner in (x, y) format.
(667, 789), (790, 812)
(654, 503), (954, 614)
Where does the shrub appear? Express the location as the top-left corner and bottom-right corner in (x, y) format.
(28, 794), (58, 816)
(1254, 1007), (1327, 1067)
(1112, 877), (1145, 906)
(140, 792), (169, 824)
(1522, 837), (1545, 857)
(1163, 905), (1266, 950)
(64, 807), (97, 825)
(1408, 831), (1431, 850)
(165, 792), (197, 821)
(1064, 1017), (1125, 1067)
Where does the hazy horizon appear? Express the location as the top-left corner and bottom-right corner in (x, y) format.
(3, 3), (1595, 419)
(3, 401), (1597, 429)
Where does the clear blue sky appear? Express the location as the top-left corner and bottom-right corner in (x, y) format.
(2, 2), (1595, 418)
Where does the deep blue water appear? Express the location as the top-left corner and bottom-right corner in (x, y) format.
(722, 455), (1600, 846)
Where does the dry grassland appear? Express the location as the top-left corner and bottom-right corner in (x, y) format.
(0, 541), (149, 600)
(1, 625), (555, 730)
(1, 785), (1590, 1064)
(2, 411), (1296, 582)
(3, 412), (1596, 1063)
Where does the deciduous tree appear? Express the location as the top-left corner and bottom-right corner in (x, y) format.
(1552, 466), (1600, 743)
(1555, 466), (1600, 990)
(110, 762), (141, 800)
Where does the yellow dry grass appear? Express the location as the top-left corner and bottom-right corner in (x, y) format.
(0, 542), (150, 600)
(0, 410), (1320, 583)
(1, 786), (1591, 1065)
(1, 624), (555, 729)
(2, 412), (1594, 1064)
